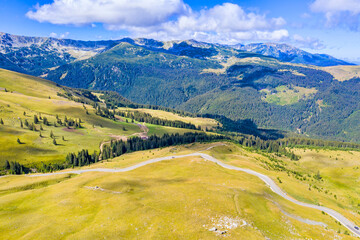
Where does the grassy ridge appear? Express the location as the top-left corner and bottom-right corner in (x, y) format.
(0, 142), (357, 239)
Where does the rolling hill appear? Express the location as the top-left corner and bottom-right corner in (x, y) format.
(0, 68), (216, 172)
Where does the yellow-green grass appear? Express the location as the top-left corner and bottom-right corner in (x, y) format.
(0, 68), (200, 167)
(207, 143), (360, 231)
(117, 107), (220, 130)
(261, 85), (317, 105)
(321, 65), (360, 81)
(0, 144), (355, 239)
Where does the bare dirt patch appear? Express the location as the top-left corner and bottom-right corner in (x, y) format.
(62, 128), (84, 135)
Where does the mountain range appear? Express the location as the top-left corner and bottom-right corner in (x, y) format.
(0, 32), (359, 143)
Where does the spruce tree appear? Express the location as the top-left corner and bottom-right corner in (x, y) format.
(20, 119), (23, 128)
(43, 117), (48, 125)
(53, 139), (57, 145)
(50, 130), (54, 139)
(34, 115), (39, 124)
(0, 118), (3, 125)
(17, 138), (21, 144)
(4, 160), (10, 169)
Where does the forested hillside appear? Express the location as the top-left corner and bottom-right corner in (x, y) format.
(44, 43), (360, 143)
(0, 33), (359, 142)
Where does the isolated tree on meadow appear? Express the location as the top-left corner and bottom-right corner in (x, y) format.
(43, 117), (48, 125)
(34, 115), (39, 124)
(53, 139), (57, 145)
(20, 119), (23, 128)
(50, 130), (54, 139)
(0, 118), (3, 125)
(17, 138), (21, 144)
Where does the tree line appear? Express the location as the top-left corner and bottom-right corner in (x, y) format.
(117, 111), (200, 130)
(101, 132), (226, 160)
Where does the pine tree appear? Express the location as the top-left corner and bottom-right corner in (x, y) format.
(24, 119), (29, 127)
(4, 160), (10, 169)
(43, 117), (48, 125)
(34, 115), (39, 124)
(0, 118), (3, 125)
(62, 136), (65, 141)
(53, 139), (57, 145)
(17, 138), (21, 144)
(50, 130), (54, 139)
(20, 119), (23, 128)
(23, 111), (26, 116)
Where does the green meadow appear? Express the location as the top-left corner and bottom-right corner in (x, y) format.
(0, 142), (358, 239)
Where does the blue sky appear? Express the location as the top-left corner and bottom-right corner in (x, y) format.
(1, 0), (360, 63)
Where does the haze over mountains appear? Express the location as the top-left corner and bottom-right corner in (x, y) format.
(0, 32), (359, 143)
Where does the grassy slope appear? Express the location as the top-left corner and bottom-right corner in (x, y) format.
(0, 142), (358, 239)
(117, 107), (220, 130)
(321, 65), (360, 81)
(0, 69), (200, 167)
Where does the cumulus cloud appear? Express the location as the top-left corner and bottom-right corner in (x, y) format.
(26, 0), (188, 27)
(310, 0), (360, 30)
(120, 3), (289, 43)
(27, 1), (289, 43)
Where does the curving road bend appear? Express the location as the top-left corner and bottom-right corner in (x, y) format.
(29, 152), (360, 238)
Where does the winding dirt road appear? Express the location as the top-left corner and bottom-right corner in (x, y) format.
(29, 151), (360, 238)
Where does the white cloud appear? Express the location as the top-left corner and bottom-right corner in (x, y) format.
(27, 1), (289, 43)
(49, 32), (69, 39)
(292, 34), (325, 50)
(114, 3), (289, 43)
(310, 0), (360, 29)
(60, 32), (70, 38)
(26, 0), (188, 27)
(310, 0), (360, 14)
(49, 32), (57, 38)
